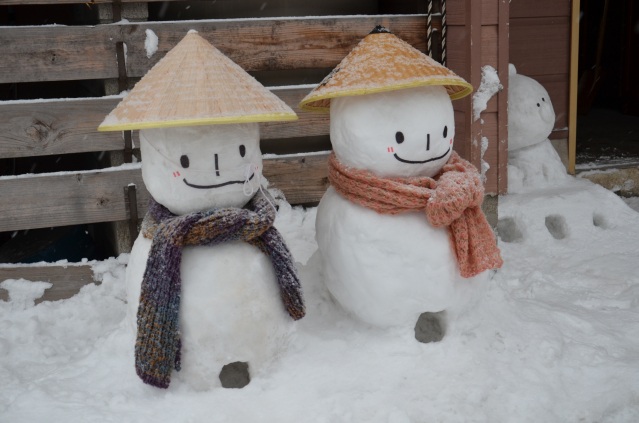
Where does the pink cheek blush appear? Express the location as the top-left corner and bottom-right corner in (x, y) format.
(450, 138), (453, 145)
(387, 146), (395, 153)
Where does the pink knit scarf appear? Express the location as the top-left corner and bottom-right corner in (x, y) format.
(328, 152), (503, 278)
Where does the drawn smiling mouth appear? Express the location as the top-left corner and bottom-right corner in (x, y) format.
(393, 147), (451, 164)
(183, 172), (254, 189)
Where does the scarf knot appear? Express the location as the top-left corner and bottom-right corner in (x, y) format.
(328, 152), (503, 279)
(135, 190), (305, 389)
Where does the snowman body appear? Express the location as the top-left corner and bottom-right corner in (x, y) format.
(126, 124), (292, 390)
(316, 86), (464, 327)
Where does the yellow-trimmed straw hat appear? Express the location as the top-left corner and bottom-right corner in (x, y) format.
(98, 30), (297, 131)
(299, 26), (473, 112)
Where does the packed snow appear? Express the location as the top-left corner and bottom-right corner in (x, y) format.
(1, 163), (639, 422)
(144, 29), (159, 59)
(472, 65), (502, 122)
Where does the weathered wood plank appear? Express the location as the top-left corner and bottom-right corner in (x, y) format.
(0, 24), (120, 84)
(510, 16), (571, 77)
(263, 153), (330, 205)
(0, 166), (149, 232)
(0, 264), (95, 304)
(260, 87), (330, 140)
(0, 15), (426, 84)
(0, 86), (326, 159)
(0, 153), (329, 232)
(0, 97), (126, 158)
(122, 16), (427, 78)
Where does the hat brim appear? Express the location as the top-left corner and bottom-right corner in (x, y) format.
(299, 78), (473, 113)
(98, 112), (297, 132)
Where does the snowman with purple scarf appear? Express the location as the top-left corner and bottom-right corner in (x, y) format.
(98, 31), (304, 390)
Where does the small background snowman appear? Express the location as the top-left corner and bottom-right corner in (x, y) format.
(98, 30), (304, 391)
(507, 64), (571, 193)
(300, 26), (502, 341)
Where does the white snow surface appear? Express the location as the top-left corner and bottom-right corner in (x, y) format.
(144, 29), (159, 59)
(472, 65), (502, 121)
(2, 170), (639, 422)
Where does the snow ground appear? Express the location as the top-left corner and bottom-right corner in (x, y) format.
(1, 178), (639, 423)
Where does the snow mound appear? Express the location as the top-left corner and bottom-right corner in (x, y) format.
(2, 179), (639, 422)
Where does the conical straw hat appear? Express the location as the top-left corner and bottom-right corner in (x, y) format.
(98, 30), (297, 131)
(299, 26), (473, 112)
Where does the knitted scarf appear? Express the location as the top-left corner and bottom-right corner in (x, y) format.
(328, 152), (503, 278)
(135, 190), (305, 389)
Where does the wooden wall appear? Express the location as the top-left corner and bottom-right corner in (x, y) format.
(510, 0), (572, 140)
(446, 0), (509, 195)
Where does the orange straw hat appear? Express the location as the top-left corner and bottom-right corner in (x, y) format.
(98, 30), (297, 131)
(299, 26), (473, 112)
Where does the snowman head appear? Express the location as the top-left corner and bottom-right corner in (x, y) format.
(508, 64), (556, 151)
(140, 124), (262, 215)
(330, 85), (455, 178)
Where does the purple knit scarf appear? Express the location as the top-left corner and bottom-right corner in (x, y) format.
(135, 190), (305, 388)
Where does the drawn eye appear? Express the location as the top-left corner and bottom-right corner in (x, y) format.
(395, 131), (404, 144)
(239, 144), (246, 157)
(542, 97), (546, 102)
(443, 126), (448, 138)
(537, 103), (541, 107)
(180, 155), (190, 168)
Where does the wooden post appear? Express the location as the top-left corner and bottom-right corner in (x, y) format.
(497, 0), (509, 193)
(568, 0), (580, 174)
(467, 0), (483, 170)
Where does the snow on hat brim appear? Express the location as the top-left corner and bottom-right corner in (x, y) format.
(98, 30), (297, 132)
(299, 30), (473, 112)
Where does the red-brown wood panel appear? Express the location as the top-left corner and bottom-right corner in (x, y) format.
(453, 110), (468, 160)
(446, 25), (469, 82)
(481, 25), (499, 71)
(510, 16), (570, 77)
(447, 0), (499, 26)
(510, 0), (571, 19)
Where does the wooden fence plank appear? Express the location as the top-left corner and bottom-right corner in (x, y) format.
(0, 16), (426, 84)
(0, 97), (125, 158)
(0, 86), (326, 159)
(0, 264), (95, 303)
(0, 153), (329, 232)
(262, 153), (329, 206)
(0, 24), (120, 84)
(122, 16), (427, 78)
(0, 166), (148, 232)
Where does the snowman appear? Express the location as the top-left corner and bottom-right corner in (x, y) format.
(300, 27), (502, 338)
(98, 31), (304, 390)
(508, 64), (570, 193)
